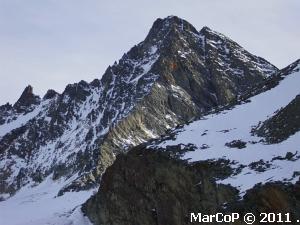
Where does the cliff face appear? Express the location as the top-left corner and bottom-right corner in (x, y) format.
(0, 16), (277, 196)
(82, 146), (238, 225)
(83, 145), (300, 225)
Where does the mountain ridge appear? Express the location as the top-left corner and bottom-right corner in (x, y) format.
(0, 16), (278, 198)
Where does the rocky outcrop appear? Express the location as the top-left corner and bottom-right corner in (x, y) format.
(83, 145), (300, 225)
(82, 145), (239, 225)
(239, 182), (300, 221)
(43, 89), (59, 100)
(0, 103), (13, 126)
(13, 85), (41, 113)
(255, 94), (300, 143)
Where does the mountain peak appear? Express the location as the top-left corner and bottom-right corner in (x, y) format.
(145, 16), (198, 43)
(23, 85), (34, 95)
(200, 26), (212, 32)
(13, 85), (40, 112)
(155, 15), (185, 26)
(43, 89), (59, 100)
(156, 15), (198, 32)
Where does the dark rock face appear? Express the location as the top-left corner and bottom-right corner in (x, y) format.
(83, 145), (300, 225)
(0, 16), (278, 196)
(225, 140), (247, 149)
(0, 103), (13, 126)
(82, 145), (238, 225)
(13, 85), (41, 113)
(43, 89), (59, 100)
(235, 182), (300, 225)
(255, 95), (300, 143)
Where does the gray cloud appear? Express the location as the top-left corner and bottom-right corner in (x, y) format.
(0, 0), (299, 104)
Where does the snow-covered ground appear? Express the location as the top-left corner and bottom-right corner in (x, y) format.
(0, 175), (94, 225)
(159, 66), (300, 195)
(0, 99), (51, 138)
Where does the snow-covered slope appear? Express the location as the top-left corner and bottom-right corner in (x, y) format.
(0, 174), (93, 225)
(154, 60), (300, 195)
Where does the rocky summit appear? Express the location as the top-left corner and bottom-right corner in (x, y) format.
(1, 15), (298, 225)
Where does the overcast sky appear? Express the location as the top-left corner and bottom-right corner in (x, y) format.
(0, 0), (299, 105)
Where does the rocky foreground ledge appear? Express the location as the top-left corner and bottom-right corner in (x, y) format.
(83, 145), (300, 225)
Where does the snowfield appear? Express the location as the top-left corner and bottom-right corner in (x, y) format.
(159, 65), (300, 195)
(0, 175), (94, 225)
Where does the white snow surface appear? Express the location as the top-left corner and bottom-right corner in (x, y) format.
(159, 68), (300, 195)
(0, 174), (94, 225)
(0, 100), (50, 138)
